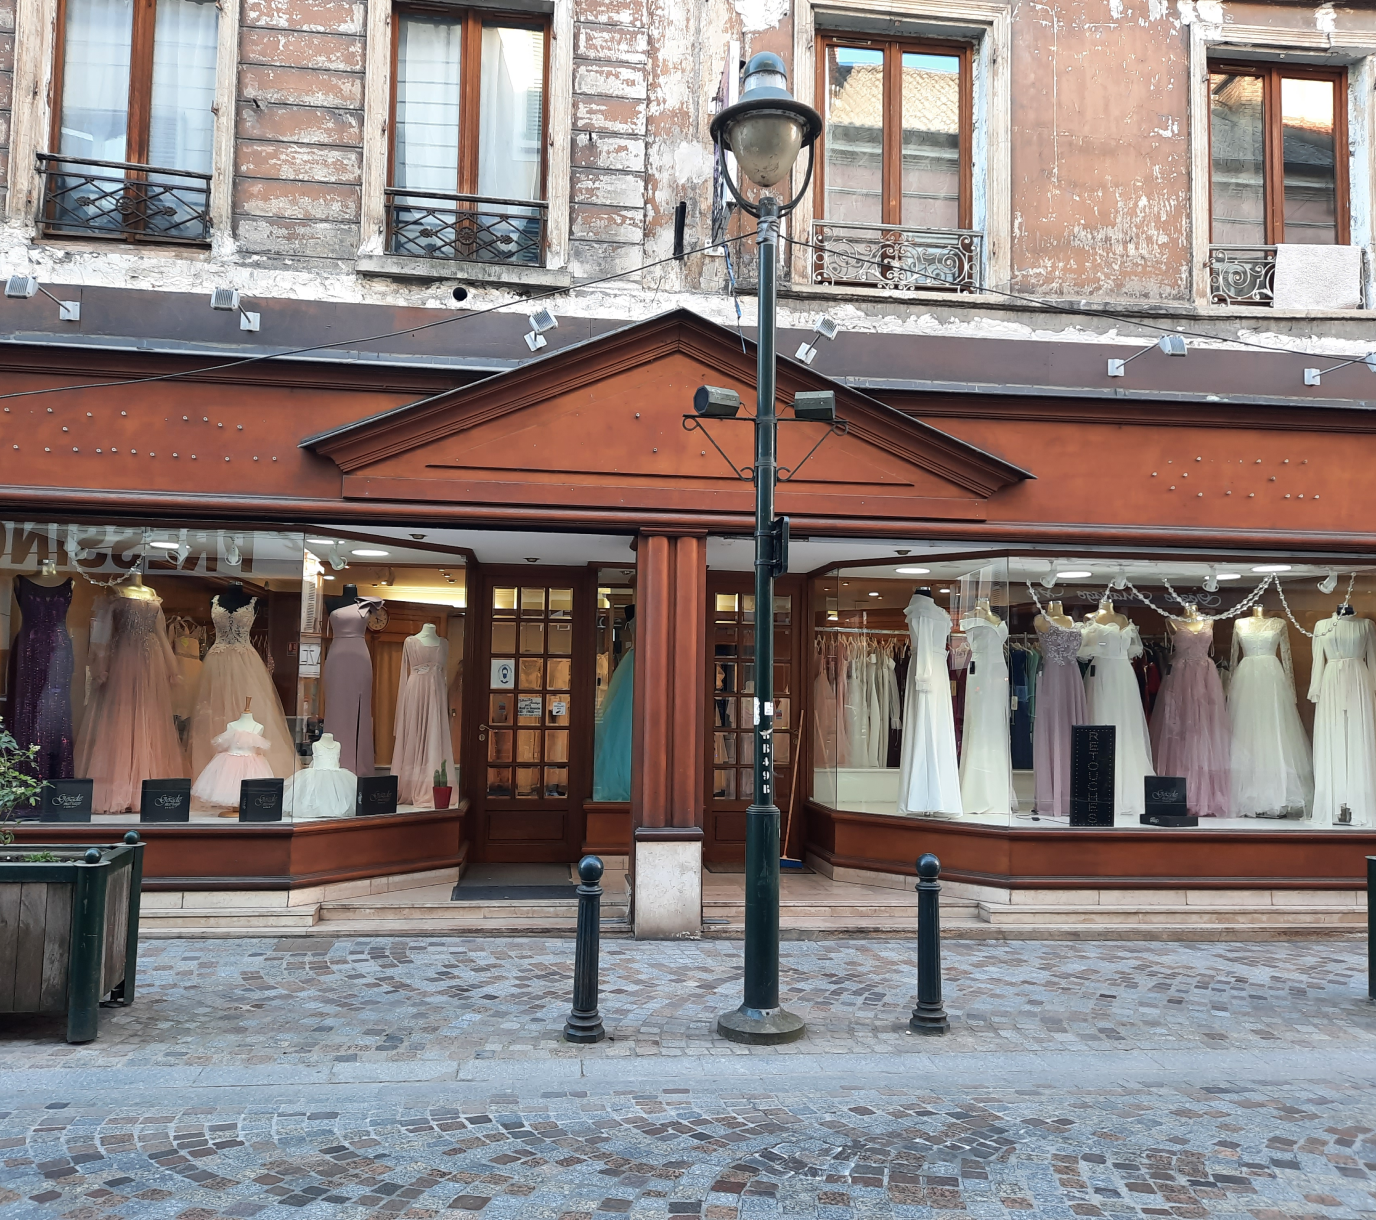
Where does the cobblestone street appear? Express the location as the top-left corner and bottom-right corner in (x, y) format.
(2, 937), (1373, 1219)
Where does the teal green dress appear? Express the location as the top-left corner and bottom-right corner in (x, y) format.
(593, 647), (634, 801)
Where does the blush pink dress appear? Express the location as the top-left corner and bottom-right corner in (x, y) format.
(192, 725), (273, 808)
(323, 599), (382, 775)
(1033, 622), (1087, 818)
(76, 592), (185, 814)
(1151, 623), (1231, 817)
(391, 634), (454, 807)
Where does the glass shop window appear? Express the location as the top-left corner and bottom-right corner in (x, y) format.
(809, 553), (1376, 831)
(592, 572), (635, 802)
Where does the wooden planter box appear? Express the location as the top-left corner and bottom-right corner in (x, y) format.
(0, 831), (144, 1043)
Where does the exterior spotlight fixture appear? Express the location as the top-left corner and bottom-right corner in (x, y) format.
(791, 390), (835, 422)
(1319, 570), (1339, 593)
(1305, 351), (1376, 386)
(524, 307), (558, 351)
(1107, 333), (1187, 377)
(709, 50), (821, 1050)
(693, 385), (742, 417)
(5, 274), (80, 321)
(209, 287), (259, 332)
(794, 314), (841, 364)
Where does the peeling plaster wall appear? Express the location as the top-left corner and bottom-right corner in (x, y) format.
(0, 0), (11, 216)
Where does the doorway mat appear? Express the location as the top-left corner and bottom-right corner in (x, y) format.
(450, 885), (577, 901)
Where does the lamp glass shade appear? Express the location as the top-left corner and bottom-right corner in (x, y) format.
(725, 109), (806, 187)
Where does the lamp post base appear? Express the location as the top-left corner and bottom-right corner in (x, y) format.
(716, 1004), (806, 1045)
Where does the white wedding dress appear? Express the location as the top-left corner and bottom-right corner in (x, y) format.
(1308, 614), (1376, 827)
(896, 593), (962, 816)
(283, 735), (358, 820)
(1228, 616), (1313, 816)
(1080, 620), (1154, 817)
(958, 616), (1017, 815)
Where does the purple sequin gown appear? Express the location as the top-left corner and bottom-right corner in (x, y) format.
(6, 576), (75, 780)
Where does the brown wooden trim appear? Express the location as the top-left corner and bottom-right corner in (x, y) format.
(125, 0), (156, 168)
(48, 0), (70, 159)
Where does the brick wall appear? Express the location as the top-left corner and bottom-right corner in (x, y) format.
(233, 0), (367, 264)
(0, 0), (13, 216)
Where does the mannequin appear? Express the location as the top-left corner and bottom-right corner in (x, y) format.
(227, 696), (263, 736)
(284, 732), (357, 819)
(973, 596), (1001, 624)
(1152, 604), (1229, 816)
(392, 621), (453, 806)
(117, 571), (158, 600)
(28, 558), (66, 587)
(415, 622), (440, 645)
(1170, 603), (1210, 634)
(191, 697), (273, 811)
(1091, 596), (1129, 629)
(896, 588), (962, 816)
(1310, 601), (1376, 825)
(324, 583), (361, 614)
(1035, 600), (1074, 632)
(9, 559), (76, 781)
(216, 580), (254, 614)
(594, 605), (635, 800)
(322, 589), (384, 772)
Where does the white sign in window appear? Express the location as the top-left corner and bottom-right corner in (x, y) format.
(491, 658), (516, 688)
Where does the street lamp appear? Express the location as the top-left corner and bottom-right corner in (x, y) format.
(709, 52), (821, 1046)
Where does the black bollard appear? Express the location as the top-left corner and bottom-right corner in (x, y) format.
(563, 855), (606, 1043)
(909, 853), (949, 1035)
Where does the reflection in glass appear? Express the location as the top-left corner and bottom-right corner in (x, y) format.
(901, 52), (960, 229)
(549, 587), (574, 616)
(516, 729), (540, 762)
(548, 621), (573, 654)
(520, 587), (545, 615)
(714, 769), (735, 799)
(487, 766), (512, 796)
(1210, 72), (1266, 244)
(1282, 76), (1337, 244)
(545, 729), (569, 762)
(519, 622), (544, 653)
(544, 765), (568, 797)
(489, 693), (513, 725)
(518, 658), (543, 689)
(515, 766), (540, 798)
(547, 658), (571, 690)
(491, 621), (516, 653)
(493, 586), (517, 612)
(488, 730), (513, 763)
(825, 45), (884, 224)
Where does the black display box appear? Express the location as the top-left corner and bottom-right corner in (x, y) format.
(1069, 724), (1116, 827)
(1140, 775), (1197, 827)
(40, 778), (93, 822)
(356, 775), (398, 817)
(239, 778), (284, 822)
(140, 778), (192, 822)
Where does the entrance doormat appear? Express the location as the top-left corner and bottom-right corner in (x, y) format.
(450, 863), (578, 902)
(450, 885), (578, 901)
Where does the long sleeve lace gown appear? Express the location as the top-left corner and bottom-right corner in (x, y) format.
(1228, 616), (1313, 816)
(958, 616), (1016, 815)
(896, 593), (961, 816)
(1308, 614), (1376, 827)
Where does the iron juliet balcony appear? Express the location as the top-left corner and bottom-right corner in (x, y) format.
(36, 154), (212, 244)
(385, 189), (547, 266)
(1207, 244), (1276, 306)
(811, 220), (983, 292)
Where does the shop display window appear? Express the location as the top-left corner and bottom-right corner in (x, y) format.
(810, 554), (1376, 830)
(592, 571), (635, 801)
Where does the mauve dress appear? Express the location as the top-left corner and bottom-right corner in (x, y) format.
(323, 600), (380, 775)
(1033, 622), (1087, 817)
(1151, 623), (1231, 817)
(6, 576), (75, 780)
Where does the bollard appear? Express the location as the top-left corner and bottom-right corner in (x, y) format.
(1368, 856), (1374, 1004)
(563, 855), (606, 1043)
(909, 853), (949, 1035)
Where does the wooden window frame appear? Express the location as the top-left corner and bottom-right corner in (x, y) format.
(813, 33), (974, 231)
(388, 4), (552, 202)
(1208, 60), (1350, 246)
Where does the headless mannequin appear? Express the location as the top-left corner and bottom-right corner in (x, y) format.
(1170, 603), (1210, 634)
(117, 571), (157, 600)
(1035, 599), (1073, 632)
(27, 558), (67, 588)
(415, 622), (440, 645)
(1237, 605), (1272, 629)
(225, 697), (263, 737)
(1091, 596), (1129, 629)
(1337, 603), (1357, 618)
(972, 596), (1001, 625)
(216, 580), (254, 614)
(324, 583), (361, 615)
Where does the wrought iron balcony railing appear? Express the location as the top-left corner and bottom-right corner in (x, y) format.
(385, 189), (546, 266)
(811, 220), (983, 292)
(36, 154), (211, 244)
(1207, 244), (1276, 306)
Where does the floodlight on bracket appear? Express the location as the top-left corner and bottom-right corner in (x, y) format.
(1107, 333), (1186, 377)
(209, 287), (260, 332)
(683, 385), (848, 483)
(525, 308), (558, 351)
(1303, 352), (1376, 386)
(5, 274), (80, 321)
(794, 314), (840, 365)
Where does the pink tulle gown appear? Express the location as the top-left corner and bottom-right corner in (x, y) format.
(392, 634), (454, 807)
(76, 592), (185, 814)
(1151, 623), (1231, 817)
(192, 726), (273, 808)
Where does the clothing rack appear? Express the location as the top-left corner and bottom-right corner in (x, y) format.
(817, 627), (910, 636)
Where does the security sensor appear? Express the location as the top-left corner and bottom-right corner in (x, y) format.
(693, 385), (742, 417)
(791, 390), (836, 422)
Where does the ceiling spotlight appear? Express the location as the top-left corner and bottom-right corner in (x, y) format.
(5, 274), (80, 321)
(328, 543), (346, 571)
(149, 540), (179, 550)
(352, 548), (389, 557)
(224, 534), (242, 568)
(306, 537), (334, 545)
(1110, 568), (1128, 590)
(868, 591), (880, 598)
(794, 314), (841, 365)
(410, 533), (426, 540)
(1215, 573), (1241, 581)
(209, 287), (259, 332)
(1203, 568), (1219, 593)
(1107, 333), (1187, 378)
(1252, 564), (1292, 573)
(895, 566), (930, 575)
(524, 307), (558, 351)
(1056, 570), (1093, 580)
(1319, 570), (1339, 593)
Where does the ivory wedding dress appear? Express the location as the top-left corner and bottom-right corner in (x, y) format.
(1308, 614), (1376, 827)
(896, 593), (961, 816)
(1228, 616), (1313, 816)
(958, 616), (1016, 815)
(1082, 621), (1155, 817)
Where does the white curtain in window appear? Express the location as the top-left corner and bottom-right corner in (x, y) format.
(58, 0), (133, 163)
(395, 16), (462, 193)
(478, 26), (544, 201)
(149, 0), (218, 173)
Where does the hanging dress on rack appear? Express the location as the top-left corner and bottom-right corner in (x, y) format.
(1032, 623), (1086, 817)
(958, 616), (1016, 815)
(896, 594), (962, 815)
(323, 598), (383, 775)
(391, 633), (454, 807)
(1228, 616), (1313, 816)
(7, 575), (75, 781)
(1081, 621), (1155, 817)
(190, 597), (295, 783)
(1151, 623), (1231, 817)
(1308, 614), (1376, 827)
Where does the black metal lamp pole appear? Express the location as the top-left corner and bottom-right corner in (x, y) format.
(710, 53), (820, 1047)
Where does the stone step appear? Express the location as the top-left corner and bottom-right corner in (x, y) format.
(700, 900), (976, 922)
(140, 906), (320, 929)
(979, 903), (1367, 927)
(317, 899), (629, 922)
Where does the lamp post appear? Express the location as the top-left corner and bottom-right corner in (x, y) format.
(710, 52), (822, 1046)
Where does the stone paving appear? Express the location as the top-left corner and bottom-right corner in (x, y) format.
(1, 937), (1374, 1219)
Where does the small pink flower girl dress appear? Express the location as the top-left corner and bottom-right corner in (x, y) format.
(192, 709), (273, 808)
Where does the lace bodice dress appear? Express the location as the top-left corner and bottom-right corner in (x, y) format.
(958, 616), (1016, 815)
(1033, 622), (1087, 817)
(1081, 621), (1154, 817)
(1150, 623), (1231, 817)
(896, 594), (961, 815)
(284, 735), (358, 820)
(1228, 617), (1313, 816)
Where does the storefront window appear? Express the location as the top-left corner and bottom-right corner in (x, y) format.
(810, 553), (1376, 830)
(592, 572), (634, 801)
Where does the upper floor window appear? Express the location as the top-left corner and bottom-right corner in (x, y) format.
(387, 9), (548, 266)
(811, 36), (979, 292)
(41, 0), (218, 243)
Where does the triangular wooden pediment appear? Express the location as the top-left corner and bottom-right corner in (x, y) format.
(302, 309), (1030, 522)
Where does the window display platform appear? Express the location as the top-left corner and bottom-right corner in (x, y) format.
(804, 801), (1376, 891)
(5, 804), (467, 890)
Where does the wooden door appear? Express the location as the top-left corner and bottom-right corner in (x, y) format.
(703, 575), (803, 863)
(468, 569), (594, 862)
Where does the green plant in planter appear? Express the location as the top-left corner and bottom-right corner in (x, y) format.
(0, 719), (46, 847)
(433, 760), (449, 788)
(23, 851), (58, 863)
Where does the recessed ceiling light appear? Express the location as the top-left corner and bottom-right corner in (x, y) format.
(1215, 573), (1241, 581)
(868, 591), (880, 597)
(895, 565), (930, 575)
(1056, 570), (1093, 579)
(937, 587), (951, 593)
(306, 537), (334, 545)
(351, 548), (389, 557)
(1252, 564), (1291, 573)
(323, 575), (336, 581)
(148, 540), (178, 549)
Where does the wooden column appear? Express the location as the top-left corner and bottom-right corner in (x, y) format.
(631, 532), (707, 830)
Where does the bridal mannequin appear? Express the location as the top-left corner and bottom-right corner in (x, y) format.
(1034, 600), (1073, 632)
(192, 698), (273, 812)
(1091, 596), (1129, 629)
(117, 572), (158, 600)
(225, 697), (264, 737)
(1152, 602), (1229, 816)
(28, 558), (66, 587)
(1169, 603), (1210, 634)
(216, 580), (255, 614)
(415, 622), (440, 644)
(973, 596), (1001, 625)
